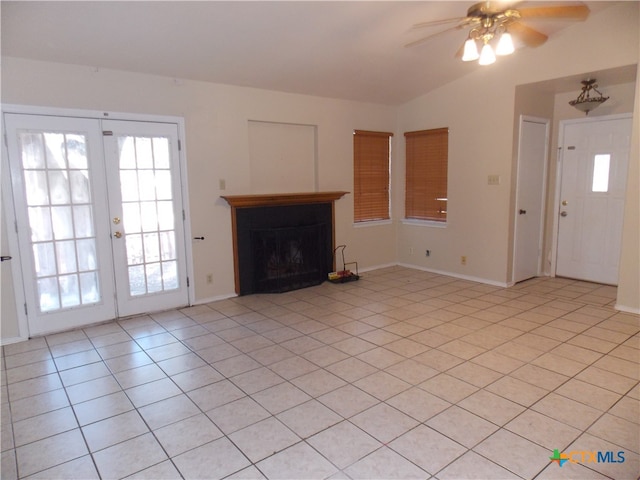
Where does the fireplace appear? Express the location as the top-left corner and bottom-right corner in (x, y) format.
(221, 192), (348, 295)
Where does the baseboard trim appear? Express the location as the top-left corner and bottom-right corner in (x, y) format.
(193, 293), (238, 305)
(614, 303), (640, 315)
(396, 263), (510, 288)
(0, 335), (29, 347)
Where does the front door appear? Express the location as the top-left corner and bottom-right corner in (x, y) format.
(556, 116), (632, 285)
(4, 113), (190, 336)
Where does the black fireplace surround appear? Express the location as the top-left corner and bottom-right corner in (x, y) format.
(235, 203), (333, 295)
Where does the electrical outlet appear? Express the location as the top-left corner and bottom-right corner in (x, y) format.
(219, 179), (226, 190)
(206, 274), (213, 284)
(461, 255), (467, 265)
(425, 250), (431, 257)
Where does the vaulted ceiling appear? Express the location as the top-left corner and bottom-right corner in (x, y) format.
(1, 1), (619, 105)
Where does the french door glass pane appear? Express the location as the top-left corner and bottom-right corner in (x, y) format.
(19, 131), (101, 313)
(117, 135), (179, 296)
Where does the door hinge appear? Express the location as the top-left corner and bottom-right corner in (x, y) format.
(178, 139), (182, 151)
(14, 220), (18, 234)
(3, 133), (8, 147)
(182, 210), (186, 221)
(24, 303), (28, 315)
(186, 277), (190, 287)
(103, 131), (113, 136)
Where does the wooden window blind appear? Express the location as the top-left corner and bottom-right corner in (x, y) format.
(353, 130), (393, 222)
(405, 128), (448, 222)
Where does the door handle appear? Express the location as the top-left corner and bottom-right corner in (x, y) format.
(0, 255), (12, 262)
(113, 231), (122, 238)
(560, 211), (568, 217)
(519, 209), (527, 215)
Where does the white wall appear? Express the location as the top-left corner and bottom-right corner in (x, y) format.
(0, 58), (398, 341)
(396, 2), (639, 295)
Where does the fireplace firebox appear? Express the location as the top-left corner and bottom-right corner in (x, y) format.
(221, 192), (348, 295)
(252, 223), (326, 293)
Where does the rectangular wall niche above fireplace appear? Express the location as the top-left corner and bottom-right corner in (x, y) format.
(221, 192), (348, 295)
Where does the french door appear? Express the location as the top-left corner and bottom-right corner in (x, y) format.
(4, 113), (190, 336)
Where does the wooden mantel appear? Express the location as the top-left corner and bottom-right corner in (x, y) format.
(221, 191), (349, 208)
(221, 191), (349, 294)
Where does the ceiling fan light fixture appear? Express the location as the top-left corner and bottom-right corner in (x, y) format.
(478, 42), (496, 65)
(462, 38), (480, 61)
(496, 32), (514, 56)
(569, 79), (609, 115)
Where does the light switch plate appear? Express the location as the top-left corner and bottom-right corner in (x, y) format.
(487, 174), (501, 186)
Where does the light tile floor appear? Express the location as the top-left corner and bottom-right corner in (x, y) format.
(1, 267), (638, 479)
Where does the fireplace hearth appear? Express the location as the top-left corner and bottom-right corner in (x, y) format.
(221, 192), (348, 295)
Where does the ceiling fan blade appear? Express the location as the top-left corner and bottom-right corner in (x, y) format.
(404, 24), (466, 48)
(508, 21), (548, 47)
(517, 4), (590, 20)
(412, 17), (468, 29)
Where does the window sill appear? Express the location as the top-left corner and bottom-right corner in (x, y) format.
(401, 219), (447, 228)
(353, 219), (393, 228)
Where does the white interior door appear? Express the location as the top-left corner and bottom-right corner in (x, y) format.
(4, 113), (189, 336)
(513, 117), (548, 283)
(556, 116), (632, 285)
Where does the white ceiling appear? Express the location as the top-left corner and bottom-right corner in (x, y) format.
(0, 1), (621, 105)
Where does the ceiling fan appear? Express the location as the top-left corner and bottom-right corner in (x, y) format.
(405, 1), (590, 65)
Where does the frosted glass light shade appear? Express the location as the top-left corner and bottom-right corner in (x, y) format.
(496, 32), (514, 55)
(462, 38), (479, 61)
(479, 43), (496, 65)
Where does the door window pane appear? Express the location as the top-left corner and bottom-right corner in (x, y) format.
(80, 272), (100, 303)
(157, 201), (174, 231)
(20, 133), (46, 169)
(51, 206), (74, 240)
(66, 134), (87, 169)
(73, 205), (94, 238)
(128, 265), (146, 296)
(59, 274), (80, 308)
(162, 261), (178, 290)
(33, 243), (57, 277)
(48, 171), (71, 204)
(70, 170), (91, 203)
(592, 154), (610, 192)
(126, 234), (144, 265)
(28, 207), (53, 242)
(123, 203), (142, 234)
(143, 233), (160, 263)
(56, 240), (77, 274)
(24, 171), (50, 206)
(77, 239), (97, 271)
(146, 263), (163, 293)
(38, 277), (60, 312)
(44, 133), (67, 169)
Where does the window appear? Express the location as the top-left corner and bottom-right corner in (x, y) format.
(405, 128), (448, 222)
(592, 154), (610, 192)
(353, 130), (393, 223)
